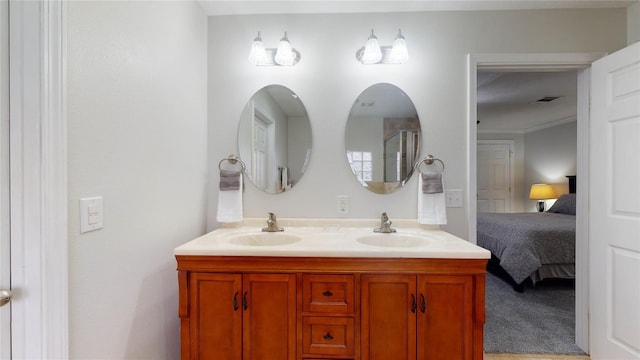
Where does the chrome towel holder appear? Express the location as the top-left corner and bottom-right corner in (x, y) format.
(415, 154), (445, 173)
(218, 154), (246, 172)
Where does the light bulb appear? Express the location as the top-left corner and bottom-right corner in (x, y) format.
(275, 32), (296, 66)
(361, 29), (382, 64)
(248, 32), (268, 65)
(390, 29), (408, 64)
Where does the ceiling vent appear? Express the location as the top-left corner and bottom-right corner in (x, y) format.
(536, 96), (560, 103)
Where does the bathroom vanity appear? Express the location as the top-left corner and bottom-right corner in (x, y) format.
(175, 219), (491, 360)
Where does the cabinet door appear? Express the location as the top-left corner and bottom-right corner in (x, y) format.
(189, 273), (242, 360)
(417, 275), (473, 360)
(361, 275), (417, 360)
(243, 273), (296, 360)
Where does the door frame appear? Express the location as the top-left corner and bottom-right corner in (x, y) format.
(8, 1), (68, 358)
(477, 140), (515, 213)
(467, 52), (605, 353)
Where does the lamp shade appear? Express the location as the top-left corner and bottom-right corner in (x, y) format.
(275, 32), (296, 66)
(361, 30), (382, 64)
(529, 184), (556, 200)
(248, 32), (268, 65)
(389, 29), (408, 63)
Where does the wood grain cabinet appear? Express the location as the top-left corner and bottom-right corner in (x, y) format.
(182, 272), (296, 360)
(361, 275), (475, 360)
(177, 256), (486, 360)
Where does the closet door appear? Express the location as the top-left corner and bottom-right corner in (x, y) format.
(477, 141), (512, 213)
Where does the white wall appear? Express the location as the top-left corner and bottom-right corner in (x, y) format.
(207, 9), (626, 238)
(524, 121), (578, 211)
(629, 1), (640, 45)
(67, 2), (207, 358)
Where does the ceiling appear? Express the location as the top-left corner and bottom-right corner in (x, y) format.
(477, 71), (578, 133)
(197, 0), (636, 16)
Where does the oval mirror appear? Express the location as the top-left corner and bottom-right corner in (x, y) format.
(345, 83), (421, 194)
(238, 85), (312, 194)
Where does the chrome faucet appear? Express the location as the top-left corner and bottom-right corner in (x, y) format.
(262, 212), (284, 232)
(374, 212), (396, 233)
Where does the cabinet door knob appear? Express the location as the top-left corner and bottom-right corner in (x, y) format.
(242, 291), (248, 310)
(420, 293), (426, 313)
(322, 290), (333, 297)
(410, 294), (417, 313)
(323, 332), (334, 341)
(233, 291), (239, 311)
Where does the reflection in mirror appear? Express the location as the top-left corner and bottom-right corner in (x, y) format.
(238, 85), (312, 194)
(345, 83), (421, 194)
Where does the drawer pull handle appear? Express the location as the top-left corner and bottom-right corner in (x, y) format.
(242, 291), (248, 310)
(410, 294), (417, 313)
(323, 332), (334, 341)
(233, 291), (239, 311)
(322, 291), (333, 297)
(420, 293), (426, 313)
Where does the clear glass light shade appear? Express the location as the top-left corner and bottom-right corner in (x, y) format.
(275, 34), (296, 66)
(248, 33), (268, 65)
(361, 32), (382, 64)
(390, 32), (409, 63)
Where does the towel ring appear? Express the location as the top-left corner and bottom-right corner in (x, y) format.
(415, 154), (445, 173)
(218, 154), (246, 172)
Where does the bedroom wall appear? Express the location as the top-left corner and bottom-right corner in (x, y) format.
(523, 121), (577, 212)
(477, 133), (525, 212)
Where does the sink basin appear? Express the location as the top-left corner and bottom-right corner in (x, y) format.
(357, 234), (427, 248)
(227, 233), (302, 246)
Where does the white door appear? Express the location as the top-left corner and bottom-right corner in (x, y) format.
(477, 141), (513, 213)
(252, 115), (268, 190)
(589, 42), (640, 359)
(0, 0), (10, 356)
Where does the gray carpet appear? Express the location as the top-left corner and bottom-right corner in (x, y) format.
(484, 273), (586, 354)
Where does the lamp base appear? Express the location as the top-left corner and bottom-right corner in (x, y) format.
(536, 201), (545, 212)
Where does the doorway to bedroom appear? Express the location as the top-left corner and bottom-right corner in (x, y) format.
(476, 69), (581, 355)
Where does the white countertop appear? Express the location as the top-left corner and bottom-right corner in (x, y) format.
(174, 218), (491, 259)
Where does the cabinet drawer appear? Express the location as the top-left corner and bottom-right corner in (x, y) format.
(302, 274), (355, 313)
(302, 317), (355, 356)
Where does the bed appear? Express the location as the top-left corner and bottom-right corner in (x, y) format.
(477, 190), (577, 292)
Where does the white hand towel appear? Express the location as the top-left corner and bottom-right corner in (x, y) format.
(417, 172), (447, 225)
(216, 172), (243, 223)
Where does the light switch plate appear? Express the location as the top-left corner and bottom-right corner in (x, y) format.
(445, 189), (463, 208)
(80, 196), (103, 233)
(337, 195), (349, 214)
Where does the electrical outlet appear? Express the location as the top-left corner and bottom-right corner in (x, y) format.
(337, 195), (350, 213)
(446, 189), (463, 208)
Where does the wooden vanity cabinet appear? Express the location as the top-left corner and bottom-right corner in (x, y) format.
(361, 275), (475, 360)
(182, 271), (296, 360)
(177, 256), (486, 360)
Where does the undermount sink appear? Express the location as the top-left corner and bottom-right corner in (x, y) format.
(227, 232), (302, 246)
(356, 234), (428, 248)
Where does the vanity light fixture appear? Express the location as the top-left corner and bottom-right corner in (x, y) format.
(248, 31), (301, 66)
(356, 28), (409, 65)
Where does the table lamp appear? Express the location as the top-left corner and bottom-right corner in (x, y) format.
(529, 183), (556, 212)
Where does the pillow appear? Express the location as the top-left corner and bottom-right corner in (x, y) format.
(546, 194), (576, 215)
